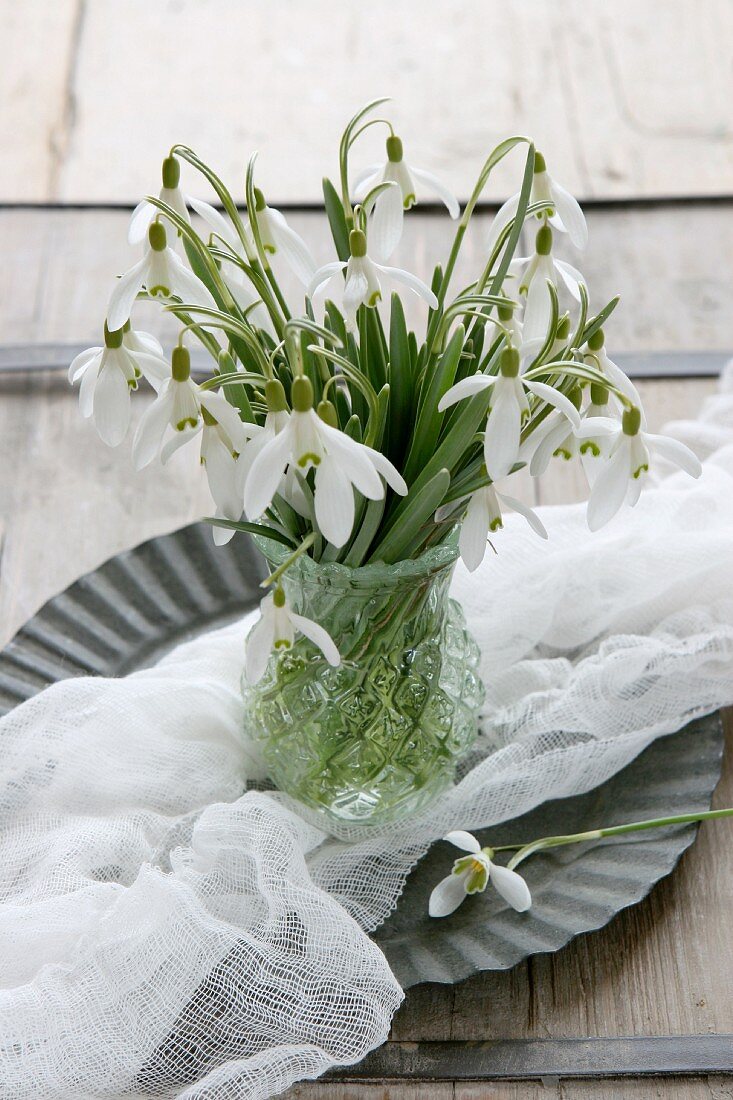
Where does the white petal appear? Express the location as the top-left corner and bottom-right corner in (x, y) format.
(586, 444), (631, 531)
(132, 387), (175, 469)
(68, 346), (102, 384)
(245, 613), (276, 685)
(160, 424), (201, 464)
(483, 380), (521, 480)
(127, 329), (164, 356)
(133, 351), (170, 389)
(443, 830), (482, 853)
(343, 263), (371, 321)
(528, 417), (569, 476)
(429, 873), (468, 918)
(243, 422), (293, 518)
(204, 433), (242, 516)
(269, 209), (317, 284)
(486, 193), (520, 253)
(410, 166), (460, 219)
(362, 445), (408, 495)
(167, 250), (215, 308)
(490, 863), (532, 912)
(314, 457), (355, 547)
(307, 261), (347, 300)
(646, 433), (702, 478)
(188, 195), (240, 251)
(438, 374), (495, 412)
(369, 183), (404, 263)
(459, 493), (491, 572)
(200, 390), (249, 450)
(522, 274), (552, 344)
(128, 200), (156, 245)
(377, 263), (438, 309)
(525, 380), (582, 429)
(352, 163), (383, 199)
(550, 179), (588, 250)
(107, 256), (149, 331)
(554, 259), (585, 301)
(93, 362), (130, 447)
(78, 359), (99, 417)
(290, 612), (341, 667)
(212, 515), (236, 546)
(575, 415), (619, 439)
(319, 423), (384, 499)
(496, 491), (548, 539)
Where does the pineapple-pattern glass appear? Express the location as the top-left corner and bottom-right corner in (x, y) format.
(242, 539), (484, 826)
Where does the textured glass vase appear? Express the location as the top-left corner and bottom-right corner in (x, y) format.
(242, 539), (484, 826)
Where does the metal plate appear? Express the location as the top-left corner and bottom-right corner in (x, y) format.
(0, 522), (723, 989)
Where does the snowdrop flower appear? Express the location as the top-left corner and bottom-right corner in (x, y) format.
(353, 134), (459, 261)
(577, 406), (702, 531)
(159, 388), (253, 545)
(308, 228), (437, 330)
(488, 151), (588, 253)
(253, 188), (317, 285)
(132, 345), (242, 469)
(438, 346), (581, 481)
(461, 485), (547, 571)
(243, 376), (407, 548)
(128, 156), (190, 245)
(68, 324), (169, 446)
(245, 584), (340, 685)
(584, 328), (641, 408)
(513, 225), (585, 343)
(429, 831), (532, 918)
(107, 220), (214, 332)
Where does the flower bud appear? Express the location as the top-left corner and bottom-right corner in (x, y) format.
(386, 135), (404, 163)
(498, 299), (514, 323)
(587, 328), (605, 352)
(265, 378), (288, 413)
(590, 382), (609, 406)
(622, 406), (641, 436)
(535, 225), (553, 255)
(291, 375), (314, 412)
(349, 228), (367, 258)
(317, 399), (338, 427)
(171, 346), (191, 382)
(104, 322), (123, 349)
(556, 315), (571, 340)
(148, 221), (167, 251)
(500, 347), (520, 378)
(273, 584), (287, 609)
(162, 156), (180, 190)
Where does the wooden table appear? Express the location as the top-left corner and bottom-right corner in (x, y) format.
(1, 204), (731, 1099)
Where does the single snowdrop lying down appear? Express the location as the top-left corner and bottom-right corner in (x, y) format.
(429, 830), (532, 918)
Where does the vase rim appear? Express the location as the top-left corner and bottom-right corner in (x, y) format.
(259, 531), (459, 590)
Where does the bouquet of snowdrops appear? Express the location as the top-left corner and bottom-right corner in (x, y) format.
(69, 98), (701, 679)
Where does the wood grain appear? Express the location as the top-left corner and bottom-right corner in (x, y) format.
(2, 0), (733, 203)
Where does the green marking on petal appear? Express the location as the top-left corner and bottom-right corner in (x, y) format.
(403, 193), (416, 209)
(553, 447), (573, 461)
(148, 284), (171, 298)
(368, 290), (382, 307)
(297, 452), (321, 467)
(580, 441), (601, 457)
(489, 518), (503, 532)
(633, 463), (649, 479)
(176, 416), (198, 431)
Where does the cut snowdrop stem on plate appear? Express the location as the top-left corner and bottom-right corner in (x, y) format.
(68, 99), (703, 667)
(429, 808), (733, 918)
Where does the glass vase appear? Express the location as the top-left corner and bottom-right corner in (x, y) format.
(241, 539), (484, 826)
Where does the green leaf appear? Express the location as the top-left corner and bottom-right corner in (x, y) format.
(343, 496), (385, 566)
(581, 296), (620, 348)
(202, 517), (296, 547)
(323, 177), (351, 262)
(487, 141), (535, 296)
(402, 325), (466, 484)
(368, 468), (451, 564)
(386, 293), (412, 465)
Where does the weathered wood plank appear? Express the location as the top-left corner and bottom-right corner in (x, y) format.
(285, 1081), (733, 1100)
(3, 0), (731, 203)
(0, 0), (81, 201)
(1, 205), (732, 352)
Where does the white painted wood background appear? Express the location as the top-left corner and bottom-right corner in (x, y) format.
(2, 0), (733, 204)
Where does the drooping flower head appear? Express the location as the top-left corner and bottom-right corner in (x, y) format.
(245, 584), (340, 685)
(429, 831), (532, 918)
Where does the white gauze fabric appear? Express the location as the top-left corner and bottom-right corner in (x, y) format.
(2, 366), (733, 1098)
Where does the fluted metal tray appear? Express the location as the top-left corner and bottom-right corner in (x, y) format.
(0, 521), (723, 988)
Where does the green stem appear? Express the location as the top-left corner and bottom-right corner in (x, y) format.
(501, 807), (733, 870)
(261, 531), (317, 588)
